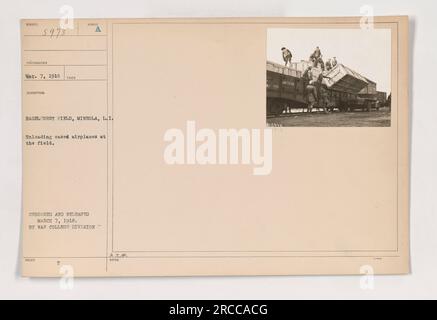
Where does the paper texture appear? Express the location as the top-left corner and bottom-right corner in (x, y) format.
(21, 17), (409, 277)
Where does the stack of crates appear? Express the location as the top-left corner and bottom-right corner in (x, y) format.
(323, 64), (369, 93)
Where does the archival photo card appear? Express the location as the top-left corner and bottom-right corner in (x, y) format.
(21, 17), (409, 277)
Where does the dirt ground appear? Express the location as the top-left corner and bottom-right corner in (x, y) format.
(267, 108), (391, 127)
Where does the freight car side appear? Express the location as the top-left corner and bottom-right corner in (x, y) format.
(266, 61), (381, 116)
(266, 69), (308, 116)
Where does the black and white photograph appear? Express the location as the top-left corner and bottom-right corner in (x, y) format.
(266, 28), (392, 127)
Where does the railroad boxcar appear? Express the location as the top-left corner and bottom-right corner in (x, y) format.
(266, 62), (307, 115)
(266, 61), (378, 116)
(376, 91), (388, 105)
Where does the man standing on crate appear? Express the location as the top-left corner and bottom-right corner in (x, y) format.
(309, 46), (325, 70)
(281, 47), (293, 67)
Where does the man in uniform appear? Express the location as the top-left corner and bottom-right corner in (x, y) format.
(318, 73), (331, 113)
(302, 66), (317, 112)
(325, 59), (332, 71)
(332, 57), (338, 67)
(302, 66), (331, 113)
(313, 46), (321, 58)
(281, 47), (293, 67)
(310, 46), (323, 68)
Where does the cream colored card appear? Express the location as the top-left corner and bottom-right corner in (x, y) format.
(21, 17), (409, 277)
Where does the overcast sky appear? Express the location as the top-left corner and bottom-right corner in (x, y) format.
(267, 28), (392, 93)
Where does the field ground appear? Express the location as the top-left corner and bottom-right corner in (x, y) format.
(267, 108), (391, 127)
